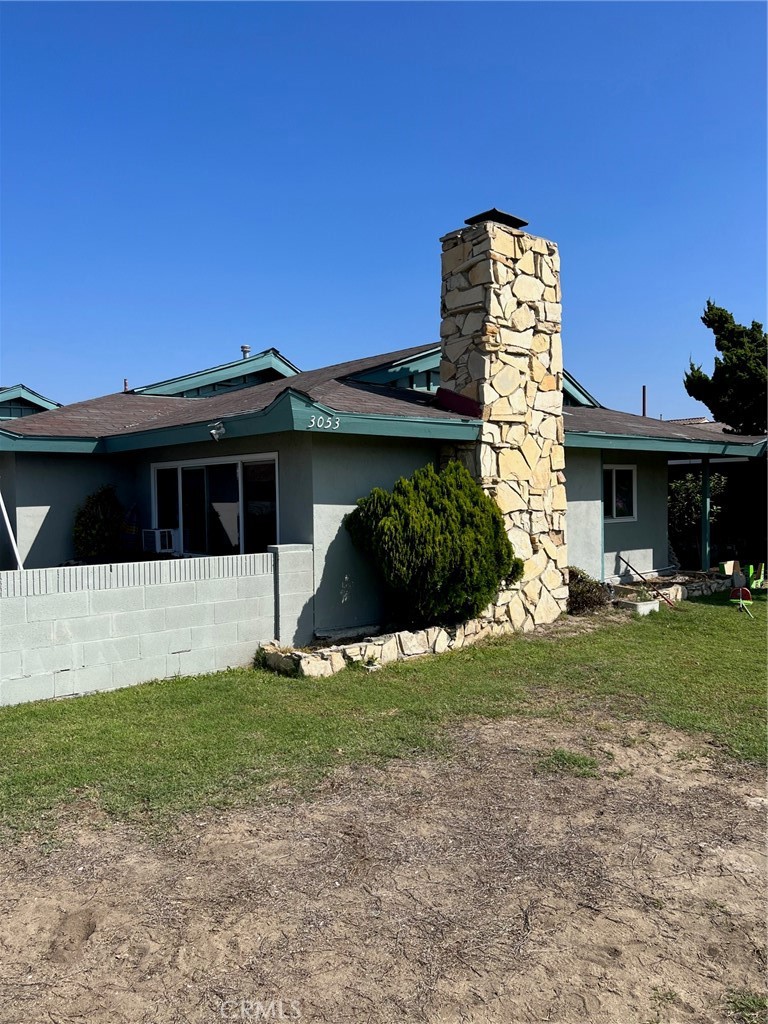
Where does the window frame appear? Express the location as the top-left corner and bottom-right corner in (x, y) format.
(602, 464), (637, 523)
(150, 452), (279, 555)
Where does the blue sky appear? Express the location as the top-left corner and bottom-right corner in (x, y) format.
(1, 1), (765, 417)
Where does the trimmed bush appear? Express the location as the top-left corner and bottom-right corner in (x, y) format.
(567, 566), (608, 616)
(73, 485), (125, 562)
(345, 461), (523, 627)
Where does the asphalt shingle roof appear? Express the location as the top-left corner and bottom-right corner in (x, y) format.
(563, 406), (765, 446)
(4, 342), (764, 450)
(4, 344), (459, 439)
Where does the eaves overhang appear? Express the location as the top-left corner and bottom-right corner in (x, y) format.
(101, 390), (481, 452)
(565, 430), (767, 458)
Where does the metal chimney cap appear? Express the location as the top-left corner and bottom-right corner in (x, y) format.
(464, 208), (528, 230)
(240, 344), (252, 359)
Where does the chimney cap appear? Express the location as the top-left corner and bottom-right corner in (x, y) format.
(464, 208), (528, 230)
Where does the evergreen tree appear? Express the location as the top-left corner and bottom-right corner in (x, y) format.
(684, 301), (767, 435)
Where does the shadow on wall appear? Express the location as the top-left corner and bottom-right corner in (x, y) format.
(17, 505), (61, 569)
(607, 549), (664, 581)
(291, 589), (316, 647)
(313, 517), (384, 634)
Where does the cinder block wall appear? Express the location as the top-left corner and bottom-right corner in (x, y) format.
(0, 546), (314, 707)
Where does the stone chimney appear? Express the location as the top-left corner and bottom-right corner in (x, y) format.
(439, 209), (568, 630)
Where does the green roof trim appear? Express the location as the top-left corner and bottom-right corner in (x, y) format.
(101, 390), (481, 453)
(351, 350), (602, 408)
(349, 347), (441, 386)
(563, 371), (602, 408)
(0, 384), (61, 415)
(565, 430), (766, 458)
(133, 348), (300, 397)
(0, 433), (101, 454)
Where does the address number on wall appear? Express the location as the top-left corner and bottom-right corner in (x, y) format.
(308, 415), (341, 430)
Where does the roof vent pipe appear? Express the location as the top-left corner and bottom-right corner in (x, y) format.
(241, 345), (251, 360)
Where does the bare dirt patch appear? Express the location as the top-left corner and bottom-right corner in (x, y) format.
(0, 715), (765, 1023)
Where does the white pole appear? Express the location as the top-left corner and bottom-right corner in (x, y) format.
(0, 477), (24, 570)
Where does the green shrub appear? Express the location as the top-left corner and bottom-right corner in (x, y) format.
(73, 485), (125, 562)
(567, 566), (607, 616)
(345, 461), (523, 627)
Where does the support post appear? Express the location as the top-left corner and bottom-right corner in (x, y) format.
(0, 479), (23, 571)
(700, 458), (711, 571)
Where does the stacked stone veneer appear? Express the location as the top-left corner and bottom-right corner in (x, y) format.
(439, 218), (568, 630)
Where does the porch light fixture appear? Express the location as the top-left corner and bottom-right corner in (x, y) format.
(208, 421), (226, 442)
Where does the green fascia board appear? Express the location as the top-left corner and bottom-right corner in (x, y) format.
(563, 371), (602, 408)
(104, 392), (298, 452)
(0, 384), (61, 411)
(286, 391), (481, 440)
(0, 432), (102, 453)
(133, 349), (299, 396)
(348, 347), (441, 386)
(565, 430), (766, 458)
(104, 389), (481, 452)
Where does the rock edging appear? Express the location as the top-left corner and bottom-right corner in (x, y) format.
(259, 616), (516, 678)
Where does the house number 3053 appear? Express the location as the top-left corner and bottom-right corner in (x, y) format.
(308, 415), (341, 430)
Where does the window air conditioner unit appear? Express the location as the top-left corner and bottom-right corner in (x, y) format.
(142, 528), (179, 554)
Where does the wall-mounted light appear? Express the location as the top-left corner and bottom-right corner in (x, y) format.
(208, 421), (226, 442)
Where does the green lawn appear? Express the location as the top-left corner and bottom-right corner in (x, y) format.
(0, 592), (765, 835)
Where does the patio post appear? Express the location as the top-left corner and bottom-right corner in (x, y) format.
(700, 457), (711, 571)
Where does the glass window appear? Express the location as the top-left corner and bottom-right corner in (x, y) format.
(614, 469), (634, 518)
(206, 463), (240, 555)
(156, 468), (179, 529)
(242, 462), (277, 553)
(602, 469), (612, 518)
(604, 466), (636, 520)
(181, 467), (207, 553)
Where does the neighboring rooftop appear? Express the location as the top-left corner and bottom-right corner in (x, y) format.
(0, 385), (61, 420)
(133, 347), (300, 398)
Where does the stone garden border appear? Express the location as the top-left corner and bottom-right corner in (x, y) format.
(259, 573), (736, 680)
(259, 616), (515, 678)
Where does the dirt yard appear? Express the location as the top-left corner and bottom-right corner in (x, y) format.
(0, 714), (765, 1024)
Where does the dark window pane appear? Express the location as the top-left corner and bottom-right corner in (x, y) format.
(206, 463), (240, 555)
(243, 462), (276, 553)
(614, 469), (634, 518)
(181, 467), (207, 553)
(156, 468), (179, 529)
(603, 469), (613, 518)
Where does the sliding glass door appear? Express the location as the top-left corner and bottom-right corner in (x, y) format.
(153, 456), (277, 555)
(242, 461), (277, 554)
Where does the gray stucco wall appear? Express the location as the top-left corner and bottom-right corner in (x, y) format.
(11, 454), (136, 570)
(310, 434), (439, 633)
(564, 448), (603, 580)
(603, 450), (669, 580)
(564, 448), (669, 581)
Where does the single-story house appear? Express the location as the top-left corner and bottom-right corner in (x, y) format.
(1, 210), (765, 643)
